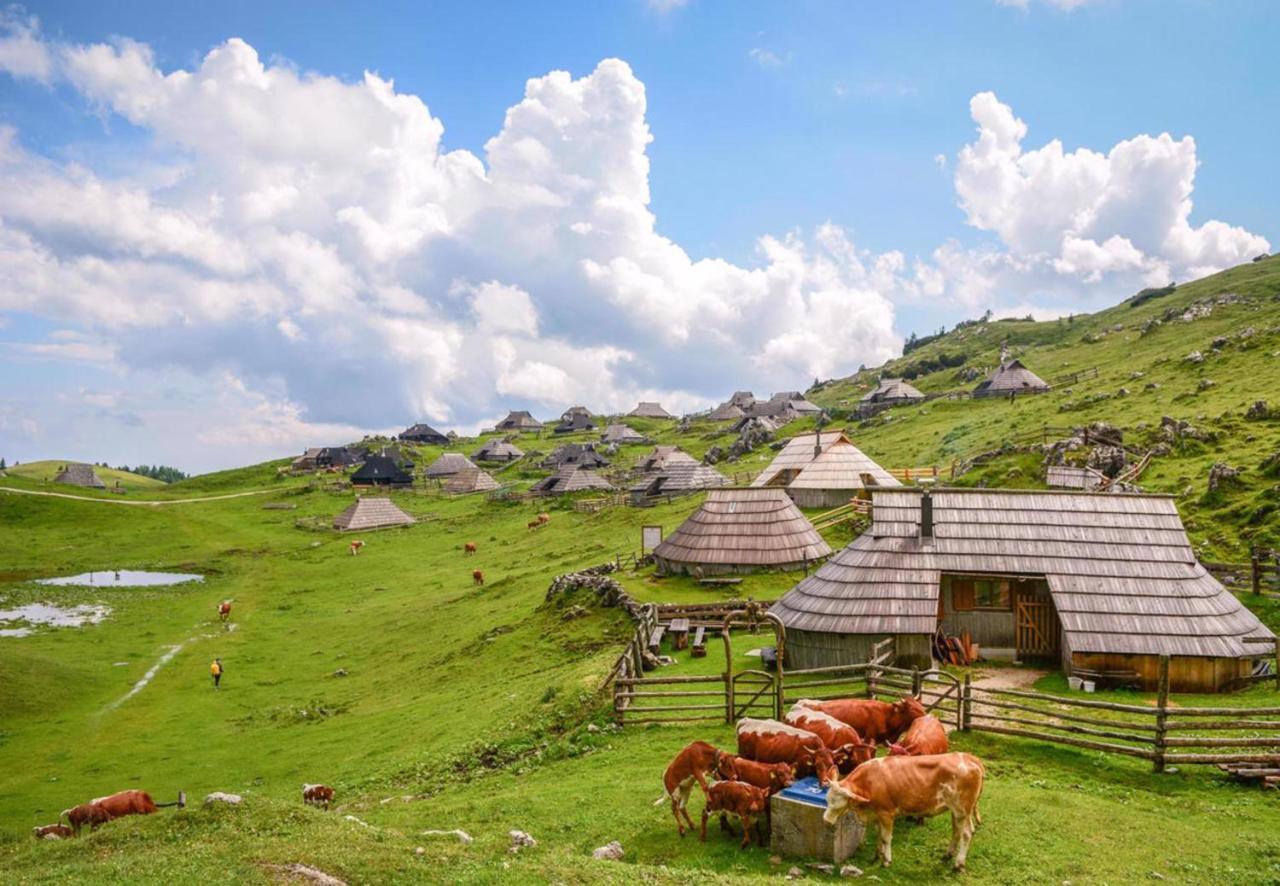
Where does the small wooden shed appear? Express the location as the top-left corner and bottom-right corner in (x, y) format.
(400, 422), (450, 445)
(54, 463), (106, 488)
(333, 496), (415, 531)
(496, 410), (543, 432)
(972, 359), (1050, 398)
(653, 488), (832, 576)
(472, 439), (524, 462)
(425, 453), (477, 479)
(628, 402), (674, 419)
(529, 465), (615, 495)
(444, 467), (501, 496)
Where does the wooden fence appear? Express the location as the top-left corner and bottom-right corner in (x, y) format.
(1205, 547), (1280, 597)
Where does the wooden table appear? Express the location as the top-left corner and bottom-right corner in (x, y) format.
(669, 617), (690, 651)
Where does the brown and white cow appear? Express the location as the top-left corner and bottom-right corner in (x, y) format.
(736, 718), (839, 785)
(33, 823), (74, 840)
(785, 705), (878, 773)
(824, 753), (985, 871)
(302, 783), (335, 809)
(464, 542), (477, 555)
(349, 540), (365, 556)
(888, 714), (949, 757)
(700, 781), (771, 849)
(472, 569), (485, 586)
(715, 755), (795, 795)
(657, 741), (727, 836)
(796, 695), (925, 746)
(218, 600), (232, 621)
(91, 790), (159, 821)
(62, 804), (109, 834)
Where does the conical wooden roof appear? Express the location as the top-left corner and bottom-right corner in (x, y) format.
(530, 466), (615, 495)
(425, 452), (477, 478)
(653, 488), (832, 572)
(54, 463), (106, 488)
(628, 401), (674, 419)
(751, 432), (848, 488)
(333, 496), (415, 531)
(601, 423), (646, 444)
(973, 359), (1050, 396)
(472, 439), (524, 462)
(787, 440), (899, 491)
(444, 467), (501, 495)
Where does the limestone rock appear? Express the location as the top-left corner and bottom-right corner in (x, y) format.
(509, 829), (537, 853)
(592, 841), (624, 860)
(203, 792), (243, 806)
(1197, 378), (1215, 391)
(1185, 350), (1204, 364)
(421, 828), (473, 845)
(1246, 400), (1271, 420)
(1207, 462), (1241, 492)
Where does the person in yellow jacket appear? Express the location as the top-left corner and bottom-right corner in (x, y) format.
(210, 658), (223, 690)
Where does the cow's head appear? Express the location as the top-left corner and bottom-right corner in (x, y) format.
(715, 752), (739, 782)
(823, 780), (872, 825)
(813, 747), (838, 785)
(745, 784), (771, 814)
(769, 763), (796, 792)
(835, 740), (877, 771)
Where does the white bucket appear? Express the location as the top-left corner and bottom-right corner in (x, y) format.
(1068, 676), (1083, 691)
(1082, 680), (1097, 693)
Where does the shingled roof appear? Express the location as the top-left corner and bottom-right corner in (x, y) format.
(472, 439), (524, 462)
(333, 496), (415, 531)
(444, 467), (501, 495)
(771, 488), (1274, 659)
(496, 410), (542, 431)
(425, 453), (477, 478)
(400, 422), (449, 444)
(54, 463), (106, 488)
(601, 423), (647, 444)
(628, 402), (674, 419)
(860, 378), (925, 404)
(653, 488), (832, 573)
(973, 359), (1050, 397)
(785, 439), (900, 493)
(529, 465), (615, 495)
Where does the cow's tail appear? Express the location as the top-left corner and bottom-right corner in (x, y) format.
(652, 790), (670, 807)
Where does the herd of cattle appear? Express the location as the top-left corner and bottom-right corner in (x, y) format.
(32, 784), (337, 841)
(660, 695), (986, 871)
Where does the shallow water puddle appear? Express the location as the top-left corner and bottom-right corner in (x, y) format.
(0, 601), (110, 636)
(37, 570), (203, 587)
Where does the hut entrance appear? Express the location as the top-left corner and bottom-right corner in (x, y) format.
(1015, 598), (1058, 658)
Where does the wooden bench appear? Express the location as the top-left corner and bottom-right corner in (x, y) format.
(669, 618), (690, 651)
(691, 626), (707, 658)
(647, 625), (666, 655)
(1072, 667), (1142, 690)
(698, 577), (743, 586)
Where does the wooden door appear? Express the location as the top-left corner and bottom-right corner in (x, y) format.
(1015, 599), (1057, 658)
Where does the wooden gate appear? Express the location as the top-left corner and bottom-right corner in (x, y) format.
(1016, 599), (1058, 658)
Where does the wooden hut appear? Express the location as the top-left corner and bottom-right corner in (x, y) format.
(444, 467), (501, 496)
(629, 456), (728, 500)
(472, 439), (524, 463)
(542, 443), (609, 469)
(601, 423), (646, 445)
(771, 488), (1274, 690)
(425, 453), (477, 479)
(707, 402), (747, 421)
(333, 496), (415, 531)
(638, 445), (685, 473)
(860, 378), (925, 406)
(1046, 465), (1105, 491)
(653, 488), (832, 576)
(53, 463), (106, 488)
(628, 401), (674, 419)
(349, 456), (413, 488)
(316, 446), (362, 468)
(783, 439), (901, 509)
(496, 410), (543, 432)
(529, 465), (615, 495)
(764, 391), (823, 417)
(400, 422), (449, 445)
(973, 359), (1050, 398)
(553, 406), (597, 434)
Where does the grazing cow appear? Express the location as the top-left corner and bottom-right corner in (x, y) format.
(656, 741), (727, 837)
(716, 755), (795, 795)
(33, 823), (74, 840)
(700, 781), (771, 848)
(796, 695), (925, 745)
(62, 803), (109, 834)
(349, 540), (365, 556)
(217, 600), (232, 621)
(889, 714), (949, 757)
(464, 541), (477, 555)
(736, 718), (839, 785)
(527, 519), (541, 530)
(302, 784), (335, 809)
(472, 569), (485, 586)
(786, 705), (878, 773)
(528, 513), (551, 530)
(824, 753), (985, 871)
(91, 790), (159, 822)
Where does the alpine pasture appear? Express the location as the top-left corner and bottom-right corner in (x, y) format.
(3, 258), (1280, 883)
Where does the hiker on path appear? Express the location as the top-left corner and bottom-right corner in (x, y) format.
(211, 658), (223, 690)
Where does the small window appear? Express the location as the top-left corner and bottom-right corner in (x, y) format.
(951, 577), (1011, 611)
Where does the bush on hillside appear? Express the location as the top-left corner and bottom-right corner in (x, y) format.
(1128, 283), (1177, 308)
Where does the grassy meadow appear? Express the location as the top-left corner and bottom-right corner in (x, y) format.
(2, 258), (1280, 882)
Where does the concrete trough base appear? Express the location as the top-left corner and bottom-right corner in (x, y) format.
(770, 791), (864, 863)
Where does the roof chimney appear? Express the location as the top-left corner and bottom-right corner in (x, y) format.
(919, 489), (934, 543)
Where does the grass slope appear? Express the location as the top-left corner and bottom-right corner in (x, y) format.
(5, 461), (166, 492)
(3, 259), (1280, 882)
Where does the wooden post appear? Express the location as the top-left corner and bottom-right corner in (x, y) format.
(911, 667), (922, 698)
(867, 652), (878, 699)
(1252, 546), (1262, 595)
(1153, 655), (1170, 773)
(1275, 637), (1280, 692)
(962, 673), (972, 731)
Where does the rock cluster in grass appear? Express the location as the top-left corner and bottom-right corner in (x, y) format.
(509, 829), (537, 853)
(543, 563), (644, 616)
(1207, 462), (1242, 492)
(592, 841), (624, 860)
(1246, 400), (1272, 420)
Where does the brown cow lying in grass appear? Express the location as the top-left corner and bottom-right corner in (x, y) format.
(33, 823), (74, 839)
(657, 740), (726, 836)
(796, 695), (925, 746)
(824, 753), (985, 871)
(701, 781), (771, 848)
(62, 804), (110, 834)
(63, 790), (159, 834)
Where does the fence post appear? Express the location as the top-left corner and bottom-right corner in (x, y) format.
(911, 667), (922, 698)
(867, 652), (878, 699)
(1153, 655), (1170, 773)
(1252, 546), (1262, 595)
(962, 673), (971, 731)
(1275, 637), (1280, 692)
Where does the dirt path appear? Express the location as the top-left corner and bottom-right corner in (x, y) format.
(965, 666), (1049, 726)
(0, 486), (274, 506)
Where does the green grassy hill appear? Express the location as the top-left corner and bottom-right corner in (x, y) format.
(2, 259), (1280, 883)
(5, 461), (167, 492)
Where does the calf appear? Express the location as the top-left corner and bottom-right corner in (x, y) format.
(33, 823), (74, 840)
(463, 541), (477, 555)
(796, 695), (925, 745)
(472, 569), (485, 586)
(62, 803), (110, 835)
(302, 783), (335, 809)
(786, 705), (877, 773)
(218, 600), (232, 621)
(701, 781), (770, 848)
(889, 714), (949, 757)
(657, 741), (726, 836)
(92, 790), (158, 821)
(537, 512), (550, 525)
(349, 540), (365, 556)
(824, 753), (985, 871)
(716, 755), (795, 795)
(736, 718), (838, 785)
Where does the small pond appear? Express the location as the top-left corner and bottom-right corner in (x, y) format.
(0, 602), (111, 637)
(36, 570), (204, 587)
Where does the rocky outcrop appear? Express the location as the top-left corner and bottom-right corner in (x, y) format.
(1207, 462), (1242, 492)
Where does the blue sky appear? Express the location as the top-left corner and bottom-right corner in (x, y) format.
(0, 0), (1275, 470)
